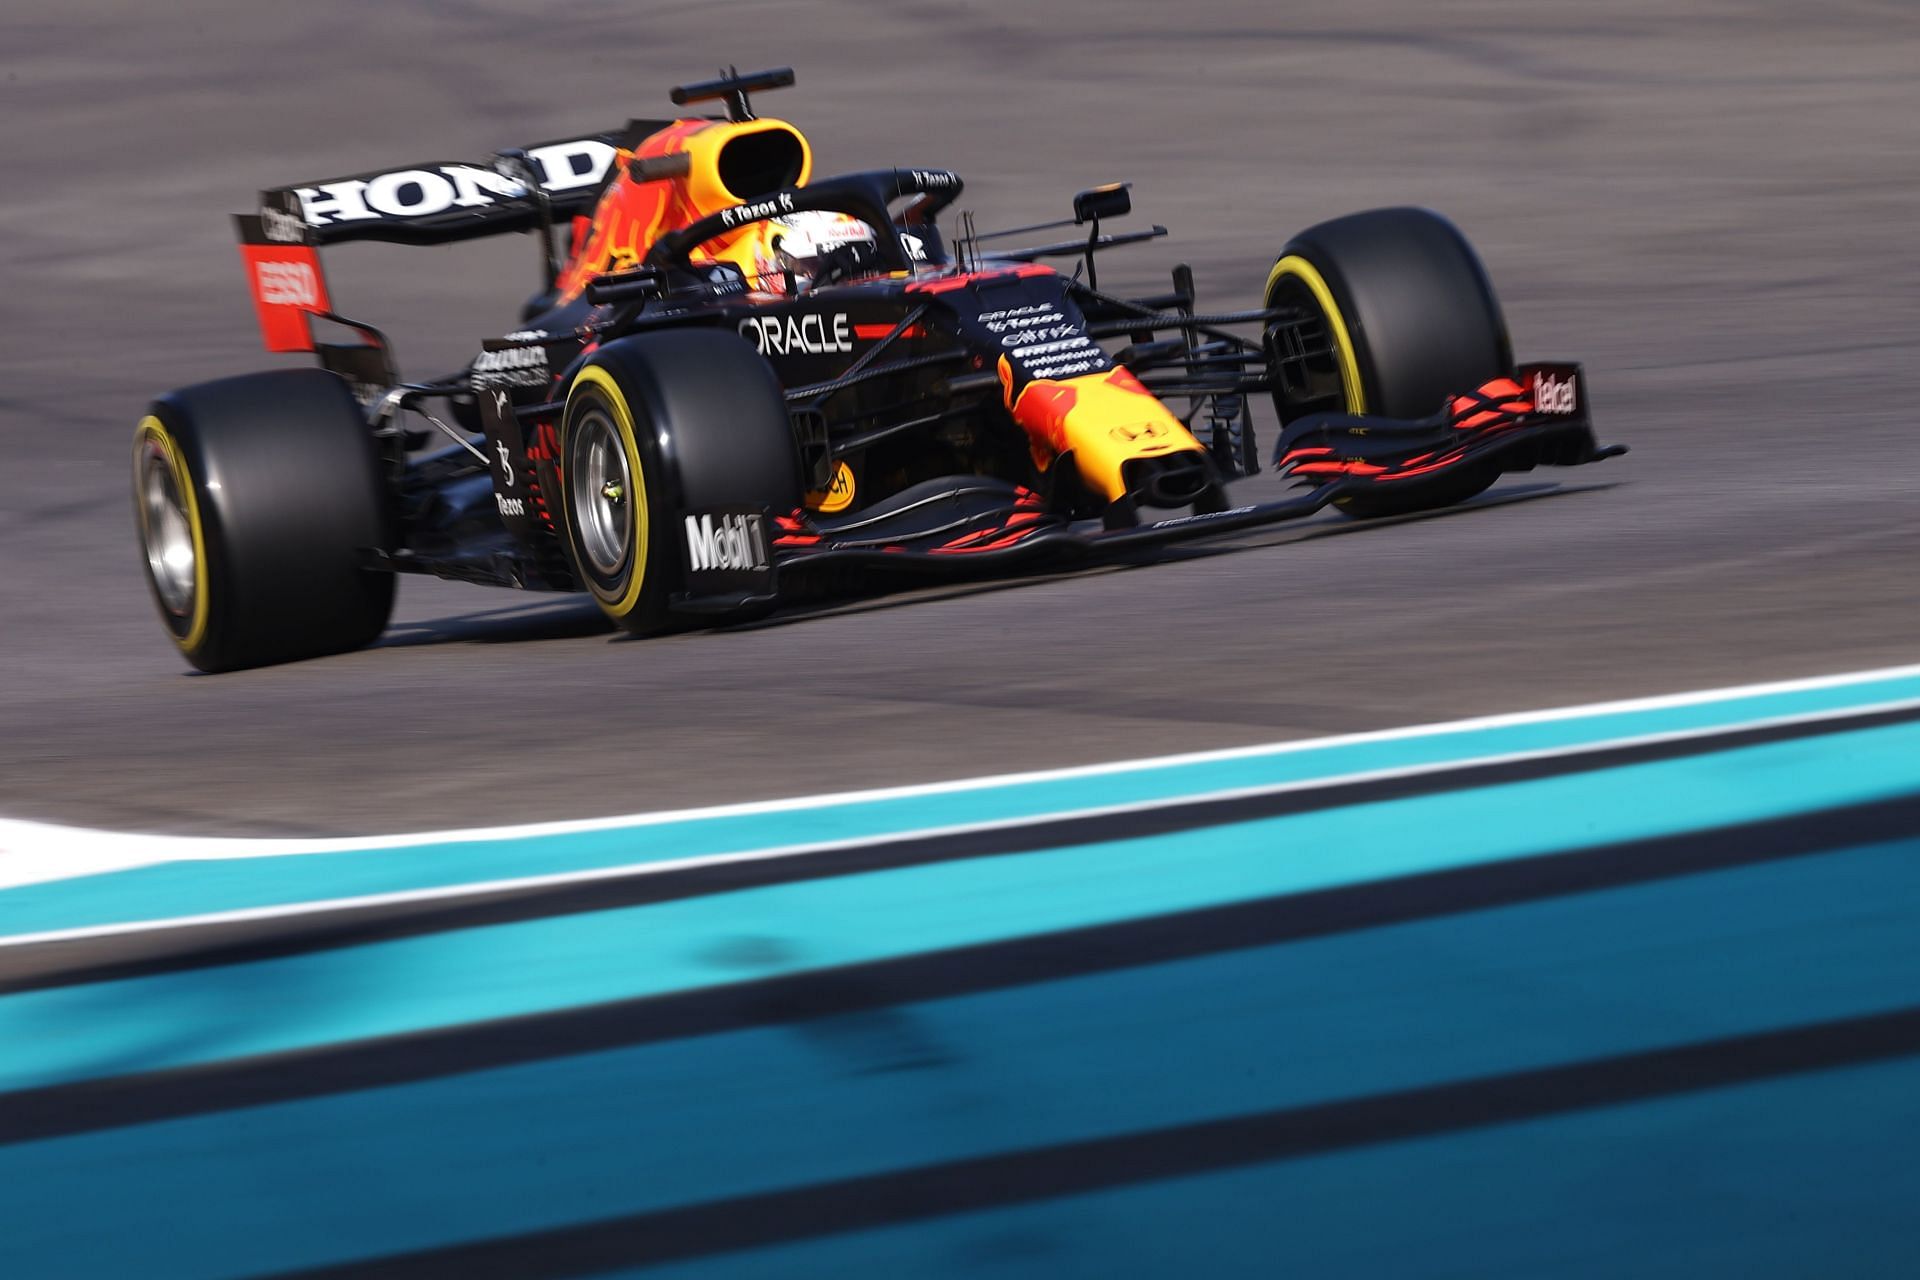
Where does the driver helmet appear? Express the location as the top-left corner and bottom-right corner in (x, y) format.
(760, 210), (877, 292)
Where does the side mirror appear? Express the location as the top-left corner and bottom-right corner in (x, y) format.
(1073, 182), (1132, 224)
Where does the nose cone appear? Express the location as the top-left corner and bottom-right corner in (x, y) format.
(1005, 364), (1206, 504)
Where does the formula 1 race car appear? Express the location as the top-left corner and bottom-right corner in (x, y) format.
(134, 67), (1623, 671)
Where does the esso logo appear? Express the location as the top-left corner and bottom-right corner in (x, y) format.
(257, 260), (319, 307)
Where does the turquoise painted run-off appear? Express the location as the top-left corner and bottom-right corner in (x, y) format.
(6, 666), (1920, 935)
(4, 669), (1919, 1278)
(4, 707), (1920, 1091)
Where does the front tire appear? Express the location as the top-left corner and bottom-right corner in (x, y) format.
(559, 330), (802, 634)
(1265, 207), (1511, 518)
(134, 368), (395, 672)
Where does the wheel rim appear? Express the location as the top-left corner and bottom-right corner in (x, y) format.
(569, 406), (633, 579)
(140, 441), (197, 619)
(1265, 256), (1365, 421)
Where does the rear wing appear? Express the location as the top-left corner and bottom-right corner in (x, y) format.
(232, 125), (640, 352)
(252, 127), (627, 246)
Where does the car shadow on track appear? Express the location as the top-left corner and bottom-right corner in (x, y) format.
(374, 598), (614, 650)
(373, 482), (1618, 650)
(722, 481), (1621, 632)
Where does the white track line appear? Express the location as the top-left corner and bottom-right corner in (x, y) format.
(0, 661), (1915, 863)
(4, 689), (1919, 950)
(3, 661), (1920, 893)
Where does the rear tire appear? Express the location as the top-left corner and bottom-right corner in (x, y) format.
(134, 368), (395, 672)
(559, 330), (802, 635)
(1265, 207), (1510, 518)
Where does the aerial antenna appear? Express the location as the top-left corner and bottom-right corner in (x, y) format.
(955, 209), (978, 272)
(721, 66), (752, 121)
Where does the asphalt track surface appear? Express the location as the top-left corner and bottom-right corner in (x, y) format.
(3, 1), (1917, 836)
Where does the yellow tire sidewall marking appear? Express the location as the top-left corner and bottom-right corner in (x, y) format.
(1266, 255), (1367, 415)
(134, 415), (211, 654)
(567, 365), (652, 617)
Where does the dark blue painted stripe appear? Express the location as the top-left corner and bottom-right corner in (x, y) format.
(620, 1054), (1920, 1280)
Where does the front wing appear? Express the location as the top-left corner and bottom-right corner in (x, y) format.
(670, 363), (1623, 614)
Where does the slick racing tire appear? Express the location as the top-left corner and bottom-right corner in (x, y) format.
(559, 330), (802, 635)
(1265, 207), (1511, 518)
(134, 369), (395, 672)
